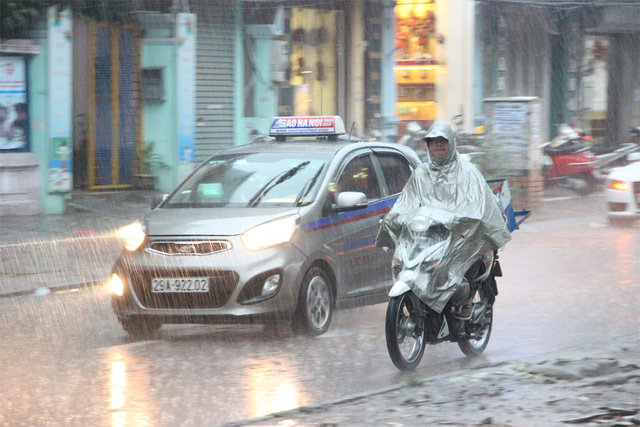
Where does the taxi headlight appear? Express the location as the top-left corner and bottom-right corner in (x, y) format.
(109, 273), (124, 296)
(241, 215), (298, 251)
(118, 222), (146, 252)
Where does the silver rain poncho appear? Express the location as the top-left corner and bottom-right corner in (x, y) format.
(377, 120), (512, 313)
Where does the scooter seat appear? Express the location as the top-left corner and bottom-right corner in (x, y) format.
(543, 140), (587, 156)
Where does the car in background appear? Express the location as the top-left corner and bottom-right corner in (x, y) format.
(110, 116), (421, 337)
(604, 152), (640, 226)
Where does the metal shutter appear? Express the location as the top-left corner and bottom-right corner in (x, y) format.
(191, 2), (236, 162)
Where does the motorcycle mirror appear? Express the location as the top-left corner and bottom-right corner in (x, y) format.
(627, 152), (640, 163)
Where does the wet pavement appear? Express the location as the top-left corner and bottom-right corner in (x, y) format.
(1, 186), (638, 426)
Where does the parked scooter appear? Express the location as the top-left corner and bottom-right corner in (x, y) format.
(592, 126), (640, 175)
(541, 124), (599, 195)
(397, 121), (428, 160)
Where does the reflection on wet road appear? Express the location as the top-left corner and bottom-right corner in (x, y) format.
(0, 213), (638, 426)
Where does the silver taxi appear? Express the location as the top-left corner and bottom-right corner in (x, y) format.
(110, 116), (420, 337)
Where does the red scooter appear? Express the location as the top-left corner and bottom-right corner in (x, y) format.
(541, 124), (598, 195)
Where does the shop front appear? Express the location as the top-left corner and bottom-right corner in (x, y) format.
(242, 1), (350, 142)
(287, 7), (340, 117)
(394, 0), (441, 131)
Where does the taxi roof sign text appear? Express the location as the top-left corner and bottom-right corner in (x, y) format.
(269, 116), (346, 139)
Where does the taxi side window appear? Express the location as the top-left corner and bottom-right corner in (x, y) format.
(335, 154), (381, 200)
(376, 152), (413, 195)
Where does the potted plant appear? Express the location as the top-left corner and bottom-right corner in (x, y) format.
(133, 141), (167, 190)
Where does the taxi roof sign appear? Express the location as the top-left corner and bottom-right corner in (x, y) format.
(269, 116), (346, 140)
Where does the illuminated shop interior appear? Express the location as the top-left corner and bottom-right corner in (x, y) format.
(394, 0), (439, 123)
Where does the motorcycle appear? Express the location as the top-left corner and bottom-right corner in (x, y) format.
(385, 214), (501, 370)
(541, 124), (599, 195)
(384, 180), (528, 371)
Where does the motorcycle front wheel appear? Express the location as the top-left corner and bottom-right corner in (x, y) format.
(458, 287), (493, 357)
(385, 292), (427, 371)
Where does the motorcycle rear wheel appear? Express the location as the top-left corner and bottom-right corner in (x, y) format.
(458, 287), (493, 357)
(385, 292), (427, 371)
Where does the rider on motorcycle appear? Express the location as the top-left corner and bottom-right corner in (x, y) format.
(376, 119), (512, 317)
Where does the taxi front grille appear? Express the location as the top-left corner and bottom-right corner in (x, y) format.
(130, 269), (238, 309)
(148, 240), (231, 256)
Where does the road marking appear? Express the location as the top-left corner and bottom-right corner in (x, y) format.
(0, 234), (114, 249)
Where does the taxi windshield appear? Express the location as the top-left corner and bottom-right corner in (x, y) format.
(164, 152), (329, 208)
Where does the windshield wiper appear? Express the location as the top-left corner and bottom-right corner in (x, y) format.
(294, 164), (325, 206)
(247, 161), (310, 207)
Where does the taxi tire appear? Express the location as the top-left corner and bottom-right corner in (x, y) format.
(294, 267), (334, 337)
(120, 317), (161, 338)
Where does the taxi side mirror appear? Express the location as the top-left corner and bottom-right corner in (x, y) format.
(332, 191), (368, 212)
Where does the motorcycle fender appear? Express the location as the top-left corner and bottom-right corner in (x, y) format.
(389, 281), (411, 298)
(437, 316), (449, 340)
(492, 260), (502, 277)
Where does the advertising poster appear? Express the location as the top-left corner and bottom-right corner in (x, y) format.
(47, 6), (73, 192)
(177, 13), (197, 182)
(0, 56), (28, 151)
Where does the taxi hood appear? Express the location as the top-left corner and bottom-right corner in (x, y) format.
(143, 207), (300, 236)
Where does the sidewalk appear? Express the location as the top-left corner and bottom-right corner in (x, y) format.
(0, 190), (158, 298)
(227, 333), (640, 426)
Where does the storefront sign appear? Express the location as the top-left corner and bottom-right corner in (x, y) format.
(0, 56), (28, 151)
(492, 103), (527, 134)
(47, 7), (73, 193)
(177, 13), (197, 182)
(485, 98), (539, 175)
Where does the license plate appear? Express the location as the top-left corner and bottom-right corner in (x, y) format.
(151, 277), (210, 293)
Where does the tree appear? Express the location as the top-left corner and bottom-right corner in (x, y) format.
(0, 0), (136, 40)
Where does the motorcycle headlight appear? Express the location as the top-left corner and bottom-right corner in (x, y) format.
(241, 215), (299, 251)
(407, 215), (429, 233)
(118, 222), (146, 252)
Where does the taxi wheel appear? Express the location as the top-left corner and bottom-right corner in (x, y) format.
(294, 267), (334, 337)
(120, 317), (161, 338)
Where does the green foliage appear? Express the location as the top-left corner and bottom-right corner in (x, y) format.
(137, 141), (167, 175)
(0, 0), (135, 40)
(0, 0), (42, 39)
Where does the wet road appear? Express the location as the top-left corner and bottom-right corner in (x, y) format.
(1, 200), (638, 426)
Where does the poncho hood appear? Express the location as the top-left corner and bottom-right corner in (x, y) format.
(423, 119), (457, 168)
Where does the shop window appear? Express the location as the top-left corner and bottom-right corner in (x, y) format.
(141, 67), (164, 102)
(0, 56), (29, 152)
(289, 8), (338, 116)
(394, 1), (440, 123)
